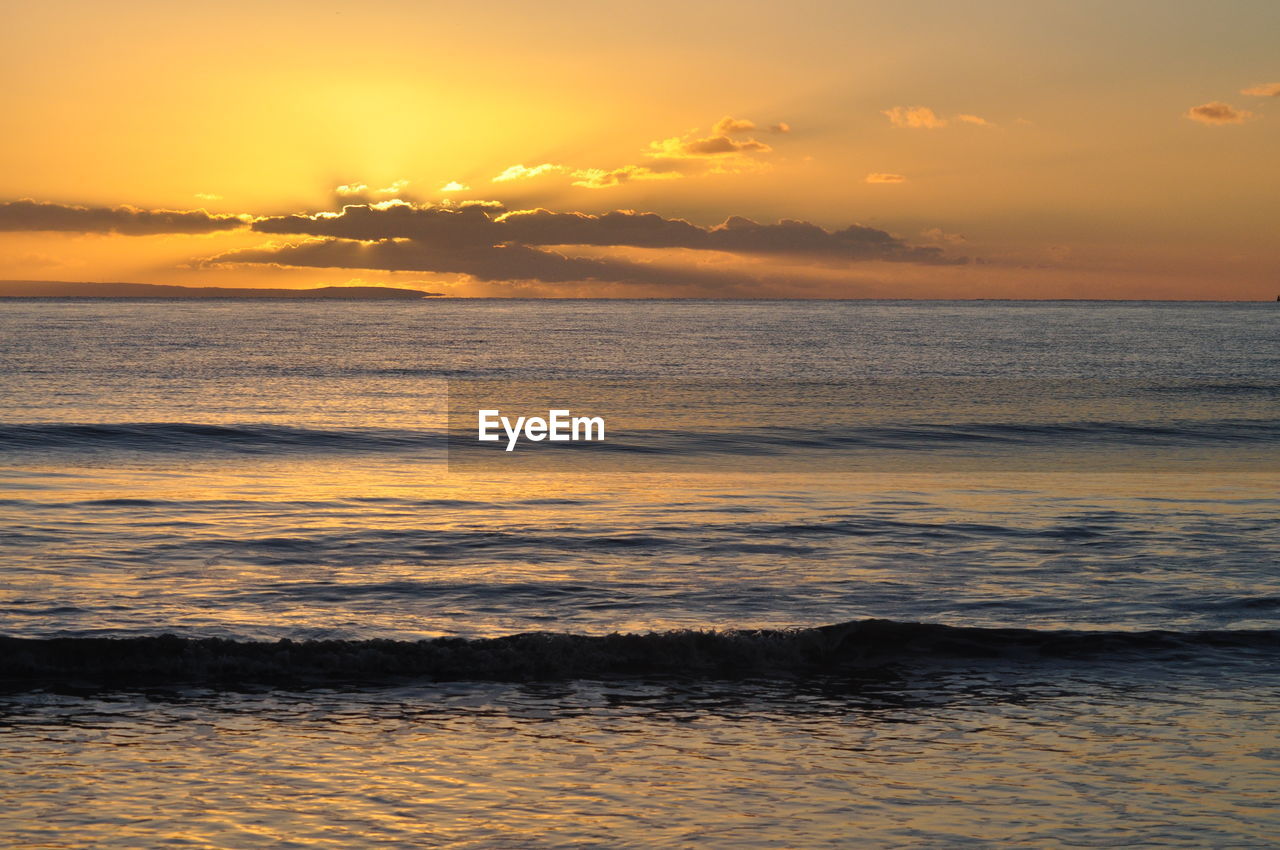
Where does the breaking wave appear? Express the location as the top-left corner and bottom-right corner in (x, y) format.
(2, 620), (1276, 690)
(1, 420), (1277, 457)
(0, 422), (443, 454)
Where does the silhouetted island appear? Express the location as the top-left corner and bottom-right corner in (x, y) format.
(0, 281), (439, 299)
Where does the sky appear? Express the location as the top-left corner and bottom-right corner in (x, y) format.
(1, 0), (1277, 298)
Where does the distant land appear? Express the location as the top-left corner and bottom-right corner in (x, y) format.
(0, 281), (439, 299)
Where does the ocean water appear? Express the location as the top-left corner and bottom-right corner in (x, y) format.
(1, 299), (1277, 847)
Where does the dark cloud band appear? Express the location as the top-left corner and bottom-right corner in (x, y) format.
(205, 238), (753, 290)
(0, 200), (245, 234)
(251, 204), (956, 265)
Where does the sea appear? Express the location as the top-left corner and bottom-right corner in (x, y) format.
(1, 299), (1277, 848)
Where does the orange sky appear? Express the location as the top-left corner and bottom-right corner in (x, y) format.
(1, 0), (1277, 298)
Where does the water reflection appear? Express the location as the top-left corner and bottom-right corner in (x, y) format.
(2, 664), (1277, 848)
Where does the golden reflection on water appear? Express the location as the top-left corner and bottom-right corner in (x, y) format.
(3, 465), (1278, 845)
(5, 457), (1277, 639)
(12, 455), (1277, 508)
(3, 672), (1278, 848)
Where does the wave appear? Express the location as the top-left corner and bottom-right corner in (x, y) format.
(1149, 382), (1280, 396)
(2, 620), (1276, 690)
(563, 421), (1280, 455)
(2, 419), (1278, 457)
(0, 422), (444, 454)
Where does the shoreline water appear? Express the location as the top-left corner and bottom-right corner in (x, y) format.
(3, 300), (1277, 846)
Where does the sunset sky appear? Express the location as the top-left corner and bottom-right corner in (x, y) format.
(1, 0), (1277, 298)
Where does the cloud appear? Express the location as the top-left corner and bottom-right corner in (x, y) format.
(700, 215), (949, 262)
(882, 106), (948, 129)
(439, 181), (470, 192)
(202, 237), (753, 290)
(253, 203), (496, 246)
(333, 180), (414, 204)
(713, 116), (757, 135)
(1241, 82), (1280, 97)
(492, 163), (569, 183)
(647, 133), (772, 158)
(712, 117), (790, 135)
(883, 107), (994, 129)
(194, 192), (223, 201)
(570, 165), (682, 189)
(1185, 102), (1254, 125)
(865, 172), (907, 184)
(491, 209), (705, 248)
(248, 203), (957, 266)
(480, 117), (788, 192)
(0, 199), (245, 234)
(644, 117), (784, 167)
